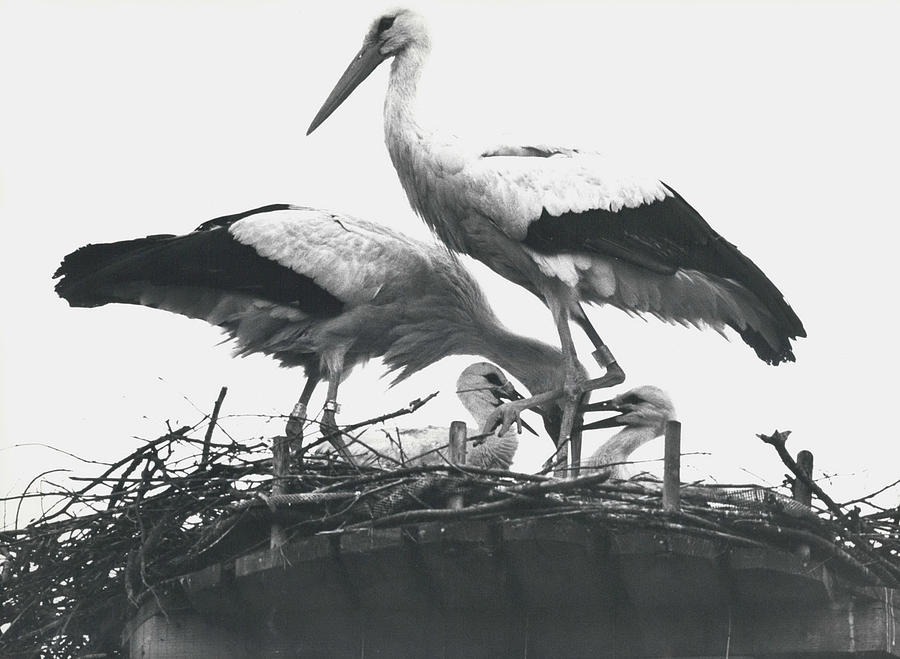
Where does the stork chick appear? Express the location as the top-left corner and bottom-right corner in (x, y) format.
(580, 386), (676, 480)
(358, 362), (529, 470)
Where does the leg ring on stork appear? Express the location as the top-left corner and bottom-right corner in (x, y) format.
(285, 374), (358, 466)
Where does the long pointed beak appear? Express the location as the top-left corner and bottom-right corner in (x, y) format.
(498, 382), (524, 402)
(581, 398), (618, 413)
(578, 397), (627, 432)
(307, 41), (387, 135)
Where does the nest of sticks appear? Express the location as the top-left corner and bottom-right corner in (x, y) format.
(2, 394), (899, 658)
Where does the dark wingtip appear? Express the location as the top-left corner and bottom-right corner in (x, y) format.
(738, 325), (799, 366)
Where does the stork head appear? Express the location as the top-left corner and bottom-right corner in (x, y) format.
(456, 362), (537, 435)
(366, 8), (429, 57)
(581, 386), (676, 435)
(307, 8), (428, 135)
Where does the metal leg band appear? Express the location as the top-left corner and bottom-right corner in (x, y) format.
(592, 345), (617, 368)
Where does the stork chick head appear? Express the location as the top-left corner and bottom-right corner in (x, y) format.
(456, 362), (521, 409)
(587, 386), (676, 435)
(456, 362), (538, 436)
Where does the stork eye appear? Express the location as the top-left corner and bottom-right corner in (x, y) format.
(377, 16), (396, 33)
(621, 394), (643, 406)
(483, 372), (504, 387)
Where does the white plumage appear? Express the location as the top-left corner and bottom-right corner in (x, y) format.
(355, 363), (522, 470)
(307, 8), (806, 465)
(54, 204), (576, 461)
(580, 386), (676, 480)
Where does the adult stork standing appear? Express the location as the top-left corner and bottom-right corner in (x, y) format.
(54, 204), (580, 463)
(357, 362), (526, 470)
(306, 8), (806, 454)
(580, 386), (676, 480)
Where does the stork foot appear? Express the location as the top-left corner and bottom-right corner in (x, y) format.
(481, 387), (568, 436)
(321, 406), (358, 466)
(482, 399), (528, 436)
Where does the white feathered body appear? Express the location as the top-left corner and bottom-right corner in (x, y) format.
(376, 28), (803, 365)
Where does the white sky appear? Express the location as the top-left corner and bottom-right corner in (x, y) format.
(2, 0), (899, 527)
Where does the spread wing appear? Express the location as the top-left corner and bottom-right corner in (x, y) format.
(449, 148), (805, 363)
(54, 205), (345, 317)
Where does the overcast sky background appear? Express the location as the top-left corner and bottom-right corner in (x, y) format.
(2, 0), (899, 527)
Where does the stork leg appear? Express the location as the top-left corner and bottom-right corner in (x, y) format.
(572, 302), (625, 382)
(481, 304), (620, 477)
(550, 301), (586, 477)
(320, 376), (358, 466)
(286, 375), (320, 453)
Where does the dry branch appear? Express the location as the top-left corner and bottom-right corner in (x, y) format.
(2, 412), (899, 658)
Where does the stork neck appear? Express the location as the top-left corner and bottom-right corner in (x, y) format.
(468, 431), (518, 470)
(384, 45), (429, 152)
(592, 426), (660, 465)
(457, 390), (498, 425)
(475, 325), (568, 397)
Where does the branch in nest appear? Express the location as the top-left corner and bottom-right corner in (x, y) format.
(299, 391), (440, 455)
(757, 430), (846, 522)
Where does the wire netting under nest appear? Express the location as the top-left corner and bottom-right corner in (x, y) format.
(2, 417), (900, 658)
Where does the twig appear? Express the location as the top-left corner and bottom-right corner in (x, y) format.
(37, 426), (191, 524)
(8, 443), (114, 467)
(201, 386), (228, 469)
(300, 391), (439, 454)
(757, 430), (847, 522)
(15, 469), (69, 529)
(841, 476), (900, 507)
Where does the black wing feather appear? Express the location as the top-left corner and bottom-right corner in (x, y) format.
(524, 184), (805, 363)
(54, 205), (343, 316)
(193, 203), (293, 232)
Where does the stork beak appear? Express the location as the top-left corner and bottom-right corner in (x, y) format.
(578, 397), (628, 431)
(307, 41), (387, 135)
(498, 382), (524, 402)
(497, 383), (539, 436)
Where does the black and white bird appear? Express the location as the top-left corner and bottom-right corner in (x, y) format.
(306, 8), (806, 454)
(580, 386), (676, 480)
(357, 362), (525, 470)
(54, 204), (581, 462)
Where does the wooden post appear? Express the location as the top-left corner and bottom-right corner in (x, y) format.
(792, 449), (813, 560)
(792, 450), (814, 506)
(662, 420), (681, 512)
(447, 421), (467, 510)
(270, 435), (290, 548)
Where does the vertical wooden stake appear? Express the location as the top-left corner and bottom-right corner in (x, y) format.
(447, 421), (467, 510)
(792, 449), (813, 560)
(662, 420), (681, 512)
(270, 435), (290, 548)
(792, 450), (814, 506)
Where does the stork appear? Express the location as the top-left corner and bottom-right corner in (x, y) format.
(54, 204), (583, 463)
(306, 8), (806, 458)
(579, 386), (676, 480)
(357, 362), (526, 470)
